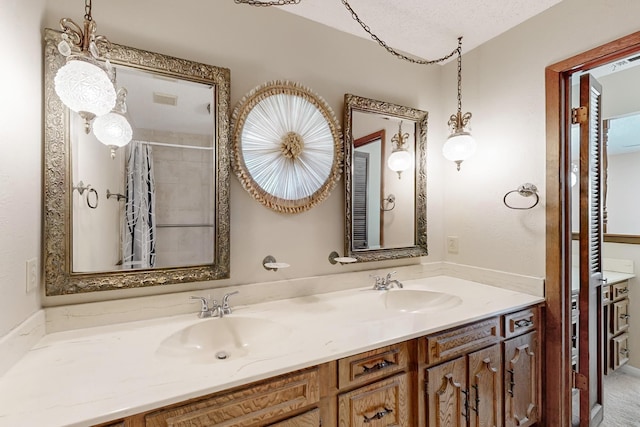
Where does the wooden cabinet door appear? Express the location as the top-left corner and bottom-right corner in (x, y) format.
(468, 344), (502, 427)
(612, 298), (630, 336)
(338, 373), (408, 427)
(425, 357), (467, 427)
(504, 332), (539, 427)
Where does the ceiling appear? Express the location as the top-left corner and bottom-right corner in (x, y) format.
(277, 0), (563, 62)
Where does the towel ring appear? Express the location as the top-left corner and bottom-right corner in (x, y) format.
(503, 183), (539, 210)
(380, 194), (396, 212)
(87, 188), (99, 209)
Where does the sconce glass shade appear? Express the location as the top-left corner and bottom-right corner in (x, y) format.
(387, 148), (413, 178)
(54, 59), (117, 119)
(93, 111), (132, 158)
(442, 131), (476, 170)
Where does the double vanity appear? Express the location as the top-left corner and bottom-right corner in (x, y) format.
(0, 276), (544, 426)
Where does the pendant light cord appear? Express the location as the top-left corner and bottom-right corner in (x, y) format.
(456, 37), (463, 114)
(85, 0), (92, 21)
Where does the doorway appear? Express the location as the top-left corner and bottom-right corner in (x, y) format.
(545, 31), (640, 426)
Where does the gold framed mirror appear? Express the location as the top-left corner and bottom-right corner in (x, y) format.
(43, 28), (231, 295)
(344, 94), (428, 261)
(231, 81), (342, 214)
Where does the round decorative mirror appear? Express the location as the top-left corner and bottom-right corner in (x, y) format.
(232, 81), (342, 213)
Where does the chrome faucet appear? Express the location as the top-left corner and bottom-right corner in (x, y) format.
(221, 291), (239, 316)
(371, 271), (403, 290)
(190, 291), (240, 318)
(190, 296), (221, 318)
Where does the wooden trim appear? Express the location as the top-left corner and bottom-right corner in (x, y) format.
(545, 30), (640, 427)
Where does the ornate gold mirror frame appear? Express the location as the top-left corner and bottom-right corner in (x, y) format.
(231, 81), (342, 213)
(43, 28), (231, 295)
(344, 94), (428, 261)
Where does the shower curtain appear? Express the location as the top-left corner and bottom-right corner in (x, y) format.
(122, 140), (156, 269)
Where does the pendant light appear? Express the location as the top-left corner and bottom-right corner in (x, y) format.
(93, 88), (133, 159)
(387, 120), (413, 179)
(54, 0), (117, 133)
(442, 37), (476, 171)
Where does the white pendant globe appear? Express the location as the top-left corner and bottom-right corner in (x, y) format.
(442, 132), (477, 166)
(93, 112), (132, 158)
(387, 149), (413, 178)
(54, 60), (116, 118)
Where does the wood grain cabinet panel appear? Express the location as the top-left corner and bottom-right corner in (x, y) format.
(468, 344), (502, 427)
(612, 298), (630, 336)
(611, 333), (630, 371)
(504, 307), (538, 339)
(422, 317), (501, 365)
(338, 373), (409, 427)
(503, 331), (539, 427)
(144, 368), (319, 427)
(338, 342), (409, 390)
(266, 408), (320, 427)
(425, 357), (467, 427)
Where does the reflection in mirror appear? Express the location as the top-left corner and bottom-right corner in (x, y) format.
(344, 94), (428, 262)
(71, 65), (216, 272)
(44, 28), (231, 295)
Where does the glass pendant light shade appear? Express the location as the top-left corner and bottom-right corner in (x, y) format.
(54, 59), (117, 118)
(93, 111), (132, 159)
(388, 149), (413, 177)
(442, 131), (476, 169)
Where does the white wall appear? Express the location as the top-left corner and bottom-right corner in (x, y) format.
(0, 0), (45, 337)
(441, 0), (640, 278)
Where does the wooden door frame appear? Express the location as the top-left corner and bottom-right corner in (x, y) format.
(544, 31), (640, 426)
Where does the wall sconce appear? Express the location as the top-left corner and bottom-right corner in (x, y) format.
(54, 0), (117, 133)
(442, 38), (476, 171)
(387, 121), (413, 179)
(93, 88), (133, 159)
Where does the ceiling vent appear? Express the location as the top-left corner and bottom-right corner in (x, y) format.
(153, 92), (178, 107)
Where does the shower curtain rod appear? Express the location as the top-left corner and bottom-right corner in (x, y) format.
(133, 140), (213, 151)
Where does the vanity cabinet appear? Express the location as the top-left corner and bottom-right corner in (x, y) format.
(91, 305), (542, 427)
(143, 368), (320, 427)
(604, 279), (631, 373)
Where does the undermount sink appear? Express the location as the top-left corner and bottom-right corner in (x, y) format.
(156, 316), (290, 362)
(381, 289), (462, 313)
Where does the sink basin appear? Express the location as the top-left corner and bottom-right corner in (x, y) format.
(156, 316), (290, 362)
(381, 290), (462, 313)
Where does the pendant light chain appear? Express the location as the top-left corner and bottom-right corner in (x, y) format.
(85, 0), (92, 21)
(340, 0), (458, 65)
(234, 0), (301, 6)
(456, 37), (463, 114)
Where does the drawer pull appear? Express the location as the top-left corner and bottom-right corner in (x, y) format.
(507, 369), (515, 397)
(362, 359), (394, 374)
(618, 288), (629, 295)
(363, 407), (393, 423)
(620, 349), (629, 356)
(514, 319), (534, 329)
(619, 314), (630, 320)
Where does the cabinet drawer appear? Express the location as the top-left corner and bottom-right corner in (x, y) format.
(422, 317), (501, 365)
(338, 373), (408, 427)
(338, 342), (408, 389)
(145, 368), (319, 427)
(611, 299), (630, 335)
(266, 408), (320, 427)
(611, 280), (630, 301)
(504, 306), (538, 339)
(611, 333), (630, 371)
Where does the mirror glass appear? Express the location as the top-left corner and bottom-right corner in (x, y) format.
(44, 29), (231, 295)
(71, 65), (216, 272)
(571, 46), (640, 244)
(344, 94), (428, 261)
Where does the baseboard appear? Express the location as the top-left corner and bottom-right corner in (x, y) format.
(620, 364), (640, 378)
(0, 310), (45, 377)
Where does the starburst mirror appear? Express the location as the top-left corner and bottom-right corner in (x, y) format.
(231, 81), (342, 213)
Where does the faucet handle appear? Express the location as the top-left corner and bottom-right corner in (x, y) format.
(221, 291), (239, 315)
(385, 271), (397, 280)
(190, 296), (210, 317)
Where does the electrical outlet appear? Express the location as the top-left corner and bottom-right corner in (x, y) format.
(447, 236), (459, 254)
(26, 258), (38, 293)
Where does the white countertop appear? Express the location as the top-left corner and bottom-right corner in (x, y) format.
(0, 276), (544, 427)
(571, 269), (635, 292)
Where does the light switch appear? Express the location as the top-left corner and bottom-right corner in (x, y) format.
(447, 236), (459, 254)
(26, 258), (38, 293)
